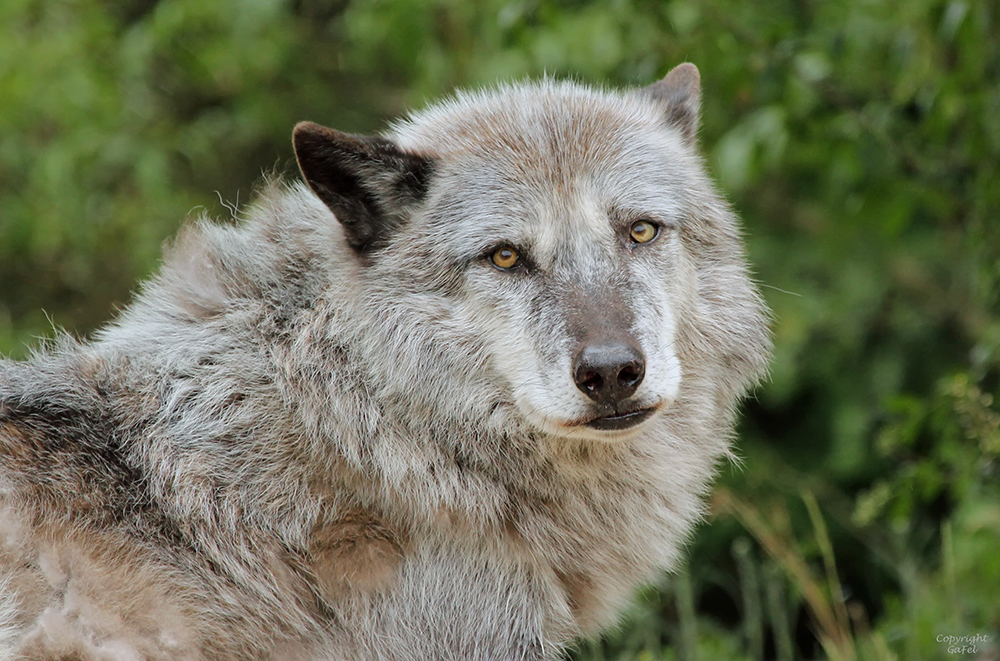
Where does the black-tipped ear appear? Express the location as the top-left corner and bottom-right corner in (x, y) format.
(642, 63), (701, 143)
(292, 121), (434, 252)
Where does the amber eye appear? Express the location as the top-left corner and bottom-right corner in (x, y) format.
(491, 246), (520, 269)
(629, 220), (659, 243)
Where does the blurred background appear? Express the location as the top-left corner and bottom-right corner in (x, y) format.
(1, 0), (997, 658)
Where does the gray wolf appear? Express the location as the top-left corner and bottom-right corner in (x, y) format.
(0, 63), (770, 659)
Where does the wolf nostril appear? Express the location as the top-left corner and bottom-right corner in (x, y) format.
(618, 361), (644, 389)
(573, 343), (645, 405)
(580, 370), (604, 393)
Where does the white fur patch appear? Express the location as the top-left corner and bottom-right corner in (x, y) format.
(0, 575), (19, 659)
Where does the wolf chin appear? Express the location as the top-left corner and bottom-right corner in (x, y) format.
(0, 64), (770, 660)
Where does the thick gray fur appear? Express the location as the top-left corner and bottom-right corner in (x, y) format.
(0, 65), (771, 660)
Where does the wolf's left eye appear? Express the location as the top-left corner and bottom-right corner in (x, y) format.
(490, 246), (521, 269)
(629, 220), (659, 244)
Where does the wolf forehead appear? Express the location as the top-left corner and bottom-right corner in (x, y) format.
(391, 79), (691, 166)
(293, 69), (702, 254)
(402, 83), (695, 234)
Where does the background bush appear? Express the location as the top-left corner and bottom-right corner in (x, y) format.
(1, 0), (997, 658)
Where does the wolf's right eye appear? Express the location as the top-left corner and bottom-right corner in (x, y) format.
(629, 220), (659, 244)
(490, 246), (520, 269)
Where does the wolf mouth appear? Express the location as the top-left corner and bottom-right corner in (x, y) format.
(585, 407), (656, 431)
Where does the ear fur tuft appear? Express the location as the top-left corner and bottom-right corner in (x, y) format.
(642, 63), (702, 143)
(292, 122), (433, 252)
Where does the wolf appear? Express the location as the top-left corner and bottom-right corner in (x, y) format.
(0, 63), (770, 660)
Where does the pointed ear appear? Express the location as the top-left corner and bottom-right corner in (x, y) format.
(642, 63), (701, 143)
(292, 122), (434, 252)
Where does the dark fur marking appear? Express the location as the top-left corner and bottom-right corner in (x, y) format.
(0, 396), (182, 545)
(292, 122), (435, 253)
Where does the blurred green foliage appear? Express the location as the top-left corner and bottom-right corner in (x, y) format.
(1, 0), (998, 658)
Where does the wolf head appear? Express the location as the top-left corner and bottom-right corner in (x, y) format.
(293, 64), (768, 445)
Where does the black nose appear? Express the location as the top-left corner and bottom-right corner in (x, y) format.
(573, 343), (645, 406)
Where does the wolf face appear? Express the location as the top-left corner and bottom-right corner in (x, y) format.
(295, 65), (709, 443)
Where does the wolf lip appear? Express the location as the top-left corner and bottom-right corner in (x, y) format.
(586, 407), (656, 431)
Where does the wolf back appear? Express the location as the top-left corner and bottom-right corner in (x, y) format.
(0, 64), (771, 660)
